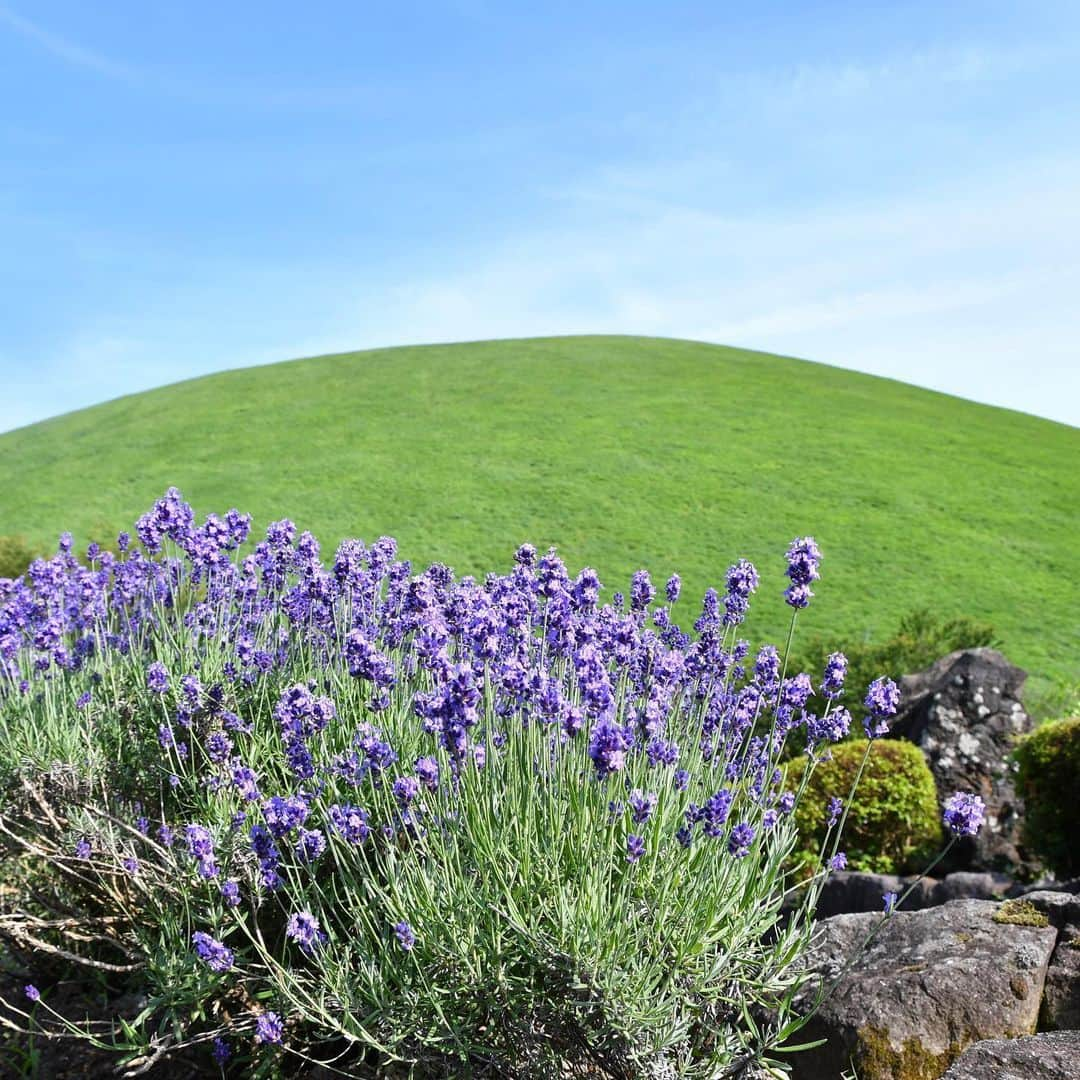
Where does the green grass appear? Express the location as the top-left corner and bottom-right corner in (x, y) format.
(1, 335), (1076, 697)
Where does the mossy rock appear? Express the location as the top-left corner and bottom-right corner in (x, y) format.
(790, 739), (942, 875)
(854, 1025), (960, 1080)
(1013, 716), (1080, 878)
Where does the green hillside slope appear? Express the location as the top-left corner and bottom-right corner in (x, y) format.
(1, 335), (1076, 694)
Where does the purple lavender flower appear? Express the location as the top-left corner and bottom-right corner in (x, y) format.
(783, 536), (821, 608)
(393, 920), (416, 950)
(626, 834), (646, 863)
(186, 824), (214, 861)
(294, 828), (327, 863)
(725, 558), (759, 598)
(286, 911), (326, 954)
(262, 795), (309, 838)
(665, 573), (681, 603)
(826, 796), (843, 827)
(588, 718), (631, 780)
(221, 880), (241, 907)
(727, 822), (755, 858)
(24, 984), (40, 1002)
(211, 1037), (231, 1065)
(883, 891), (898, 913)
(942, 792), (986, 837)
(723, 559), (759, 625)
(192, 931), (234, 973)
(628, 789), (658, 825)
(328, 803), (370, 845)
(344, 630), (396, 687)
(783, 584), (813, 609)
(822, 651), (848, 698)
(807, 707), (852, 744)
(571, 567), (601, 611)
(146, 661), (169, 694)
(206, 731), (233, 764)
(255, 1011), (283, 1045)
(274, 684), (336, 740)
(75, 838), (91, 860)
(782, 673), (814, 710)
(630, 570), (656, 612)
(392, 774), (422, 808)
(645, 737), (679, 767)
(700, 789), (733, 837)
(829, 852), (848, 871)
(863, 676), (900, 739)
(180, 674), (202, 706)
(231, 765), (260, 802)
(415, 756), (439, 791)
(249, 824), (281, 888)
(754, 645), (781, 692)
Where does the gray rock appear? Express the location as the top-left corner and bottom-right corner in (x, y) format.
(812, 871), (1016, 918)
(891, 648), (1034, 873)
(1040, 921), (1080, 1031)
(789, 899), (1058, 1080)
(931, 870), (1016, 904)
(812, 871), (934, 918)
(940, 1030), (1080, 1079)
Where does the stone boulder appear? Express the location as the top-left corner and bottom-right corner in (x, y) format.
(1040, 921), (1080, 1031)
(789, 899), (1058, 1080)
(890, 648), (1033, 873)
(812, 871), (935, 918)
(940, 1030), (1080, 1079)
(813, 871), (1016, 918)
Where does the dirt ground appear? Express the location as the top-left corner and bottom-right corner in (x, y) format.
(0, 973), (204, 1079)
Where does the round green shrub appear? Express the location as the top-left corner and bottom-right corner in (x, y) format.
(790, 738), (942, 874)
(1014, 716), (1080, 878)
(0, 534), (41, 580)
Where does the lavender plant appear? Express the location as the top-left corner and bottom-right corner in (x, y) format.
(0, 492), (981, 1078)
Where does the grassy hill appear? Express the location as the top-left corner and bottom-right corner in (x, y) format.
(1, 335), (1076, 701)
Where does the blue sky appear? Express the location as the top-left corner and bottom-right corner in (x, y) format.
(2, 0), (1079, 431)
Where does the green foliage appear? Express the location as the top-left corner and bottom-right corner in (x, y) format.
(0, 335), (1076, 691)
(1014, 716), (1080, 877)
(789, 739), (942, 875)
(0, 534), (41, 579)
(791, 608), (999, 724)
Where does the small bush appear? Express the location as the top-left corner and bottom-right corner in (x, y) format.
(790, 607), (999, 725)
(789, 739), (942, 874)
(0, 534), (41, 579)
(1014, 716), (1080, 877)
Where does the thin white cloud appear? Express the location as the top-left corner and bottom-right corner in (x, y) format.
(0, 5), (388, 108)
(0, 4), (138, 80)
(333, 157), (1080, 426)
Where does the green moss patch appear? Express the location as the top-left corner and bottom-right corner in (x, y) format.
(991, 899), (1050, 928)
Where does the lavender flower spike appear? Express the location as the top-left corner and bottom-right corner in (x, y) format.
(863, 676), (900, 739)
(942, 792), (986, 837)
